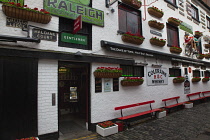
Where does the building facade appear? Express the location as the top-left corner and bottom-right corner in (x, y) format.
(0, 0), (210, 139)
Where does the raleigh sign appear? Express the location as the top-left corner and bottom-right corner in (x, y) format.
(44, 0), (104, 27)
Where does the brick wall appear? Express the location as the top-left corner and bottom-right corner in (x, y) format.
(38, 59), (58, 135)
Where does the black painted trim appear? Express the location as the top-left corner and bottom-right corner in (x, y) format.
(0, 35), (40, 43)
(38, 132), (59, 140)
(101, 40), (210, 66)
(0, 47), (134, 65)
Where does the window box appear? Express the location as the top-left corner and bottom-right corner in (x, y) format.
(94, 67), (122, 78)
(148, 20), (165, 30)
(121, 0), (142, 9)
(204, 53), (210, 59)
(168, 17), (182, 26)
(191, 77), (201, 82)
(170, 46), (182, 54)
(202, 77), (209, 82)
(121, 77), (144, 86)
(2, 3), (51, 24)
(173, 76), (185, 83)
(204, 44), (210, 48)
(197, 53), (205, 59)
(194, 31), (203, 37)
(121, 32), (145, 45)
(148, 6), (164, 18)
(150, 37), (166, 47)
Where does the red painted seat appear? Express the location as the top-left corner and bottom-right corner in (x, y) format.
(202, 91), (210, 98)
(162, 96), (186, 112)
(186, 92), (205, 101)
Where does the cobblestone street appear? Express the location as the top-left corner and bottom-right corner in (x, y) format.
(73, 101), (210, 140)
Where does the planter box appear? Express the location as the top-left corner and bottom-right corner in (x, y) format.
(121, 80), (143, 86)
(168, 18), (181, 26)
(96, 124), (118, 137)
(170, 47), (182, 54)
(148, 7), (163, 18)
(184, 103), (193, 108)
(121, 0), (141, 9)
(204, 44), (210, 48)
(94, 72), (121, 78)
(150, 39), (166, 47)
(156, 111), (167, 118)
(121, 35), (144, 45)
(173, 79), (185, 83)
(148, 21), (164, 30)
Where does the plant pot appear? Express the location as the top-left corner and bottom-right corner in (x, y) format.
(121, 0), (142, 9)
(184, 103), (193, 108)
(2, 5), (51, 24)
(195, 32), (202, 37)
(205, 54), (210, 59)
(202, 78), (209, 82)
(96, 124), (118, 137)
(191, 78), (201, 82)
(168, 18), (180, 26)
(156, 111), (167, 118)
(204, 44), (210, 48)
(121, 80), (143, 86)
(93, 72), (121, 78)
(173, 79), (185, 83)
(148, 7), (163, 18)
(150, 39), (166, 47)
(197, 55), (204, 59)
(148, 21), (164, 30)
(170, 47), (182, 54)
(121, 35), (144, 45)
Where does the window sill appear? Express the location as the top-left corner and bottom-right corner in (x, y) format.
(164, 0), (178, 9)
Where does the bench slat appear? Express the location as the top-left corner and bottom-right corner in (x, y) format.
(189, 97), (205, 101)
(187, 92), (201, 96)
(202, 91), (210, 93)
(117, 108), (161, 120)
(162, 96), (180, 101)
(115, 100), (155, 110)
(164, 102), (186, 109)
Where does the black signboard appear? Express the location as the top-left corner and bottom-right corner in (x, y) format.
(32, 28), (57, 41)
(6, 17), (27, 30)
(113, 78), (119, 91)
(95, 78), (102, 93)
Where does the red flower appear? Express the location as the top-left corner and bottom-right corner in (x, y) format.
(33, 7), (38, 11)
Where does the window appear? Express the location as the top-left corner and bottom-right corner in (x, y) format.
(120, 65), (144, 77)
(207, 16), (210, 29)
(167, 24), (179, 47)
(118, 4), (142, 35)
(59, 17), (92, 50)
(164, 0), (177, 7)
(204, 71), (210, 77)
(169, 68), (181, 77)
(191, 5), (199, 21)
(193, 70), (200, 77)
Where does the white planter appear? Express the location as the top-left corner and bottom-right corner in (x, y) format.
(185, 103), (193, 108)
(156, 111), (167, 118)
(96, 124), (118, 137)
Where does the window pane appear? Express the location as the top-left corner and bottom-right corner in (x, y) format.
(121, 65), (133, 76)
(118, 9), (127, 32)
(167, 25), (179, 46)
(134, 66), (144, 77)
(193, 70), (200, 77)
(169, 68), (181, 77)
(204, 71), (210, 77)
(127, 12), (140, 34)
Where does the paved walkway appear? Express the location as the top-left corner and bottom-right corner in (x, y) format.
(71, 101), (210, 140)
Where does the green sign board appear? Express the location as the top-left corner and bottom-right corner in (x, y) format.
(180, 22), (193, 34)
(44, 0), (104, 27)
(0, 0), (24, 5)
(61, 33), (87, 45)
(67, 0), (90, 6)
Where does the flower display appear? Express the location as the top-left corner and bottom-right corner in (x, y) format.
(16, 137), (38, 140)
(170, 46), (182, 54)
(94, 67), (122, 73)
(122, 77), (144, 82)
(123, 32), (145, 40)
(202, 77), (209, 82)
(168, 17), (182, 26)
(3, 2), (50, 15)
(195, 31), (203, 36)
(121, 77), (144, 86)
(173, 76), (185, 83)
(148, 6), (164, 18)
(150, 37), (166, 42)
(204, 53), (210, 58)
(197, 53), (205, 59)
(98, 121), (115, 128)
(148, 20), (165, 30)
(121, 32), (145, 45)
(192, 77), (201, 82)
(168, 17), (182, 23)
(148, 6), (164, 14)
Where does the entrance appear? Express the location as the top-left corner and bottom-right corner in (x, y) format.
(58, 61), (91, 139)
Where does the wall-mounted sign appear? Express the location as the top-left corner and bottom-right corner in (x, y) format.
(147, 67), (168, 86)
(0, 0), (24, 5)
(184, 75), (190, 94)
(104, 78), (111, 92)
(6, 17), (27, 30)
(113, 78), (119, 91)
(150, 30), (162, 37)
(44, 0), (104, 27)
(61, 33), (87, 45)
(95, 78), (102, 93)
(32, 28), (57, 41)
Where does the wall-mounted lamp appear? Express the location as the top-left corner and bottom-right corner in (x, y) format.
(135, 62), (148, 66)
(151, 64), (162, 68)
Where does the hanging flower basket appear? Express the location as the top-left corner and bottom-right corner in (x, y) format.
(170, 46), (182, 54)
(168, 17), (182, 26)
(150, 37), (166, 47)
(121, 77), (144, 86)
(204, 44), (210, 48)
(148, 6), (164, 18)
(173, 76), (185, 83)
(194, 31), (203, 37)
(204, 53), (210, 59)
(191, 77), (201, 82)
(148, 20), (165, 30)
(94, 67), (122, 78)
(122, 32), (145, 45)
(197, 53), (205, 59)
(202, 77), (209, 82)
(121, 0), (142, 9)
(2, 2), (51, 24)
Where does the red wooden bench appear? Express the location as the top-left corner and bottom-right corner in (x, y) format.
(186, 92), (205, 102)
(162, 96), (186, 113)
(114, 100), (161, 128)
(202, 91), (210, 98)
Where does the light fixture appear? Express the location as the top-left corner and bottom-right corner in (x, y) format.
(151, 64), (162, 67)
(135, 62), (148, 66)
(75, 51), (82, 56)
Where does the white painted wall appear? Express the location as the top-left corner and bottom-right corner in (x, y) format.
(38, 59), (58, 135)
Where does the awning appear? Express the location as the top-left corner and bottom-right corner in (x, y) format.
(0, 35), (40, 43)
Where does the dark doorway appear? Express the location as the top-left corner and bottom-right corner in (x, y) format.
(0, 56), (38, 140)
(58, 61), (91, 139)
